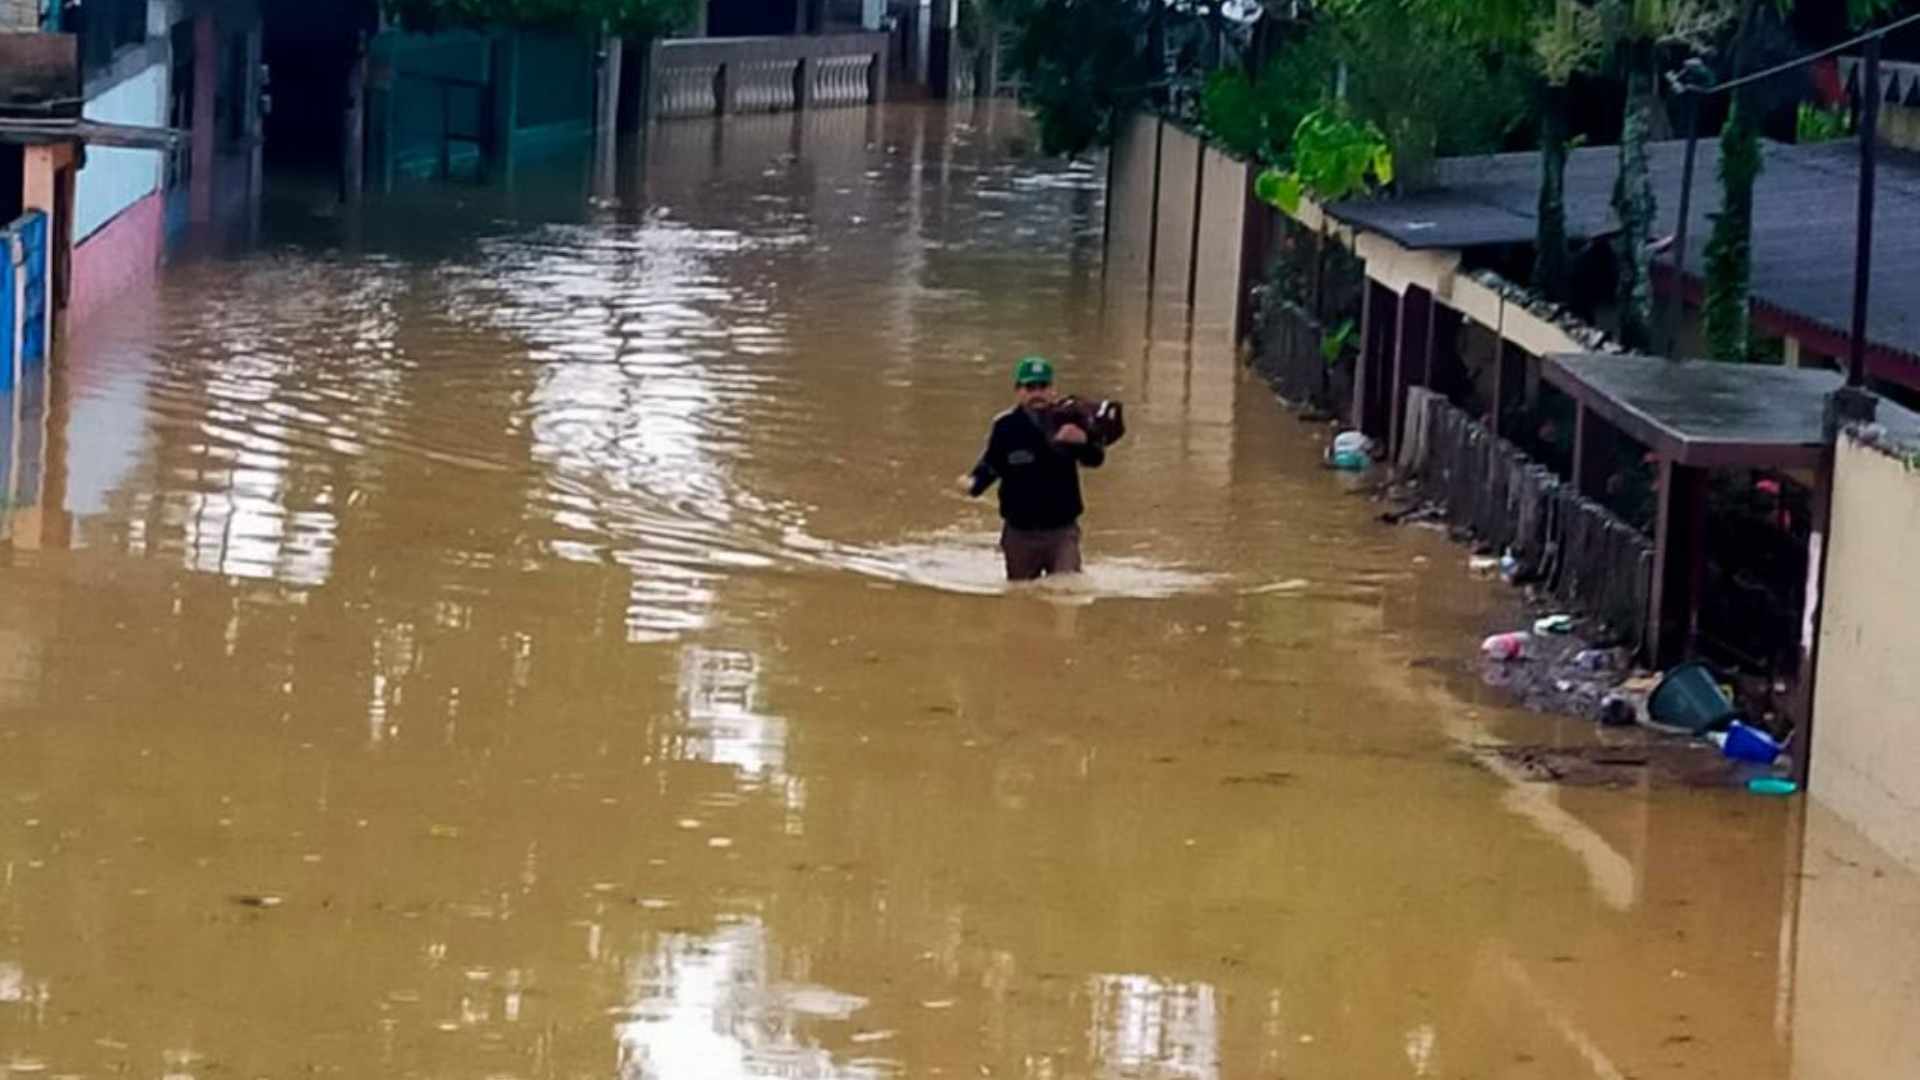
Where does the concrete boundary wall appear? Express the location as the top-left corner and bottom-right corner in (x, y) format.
(1192, 144), (1248, 338)
(1149, 122), (1201, 319)
(1812, 429), (1920, 871)
(1100, 114), (1254, 341)
(1103, 113), (1159, 289)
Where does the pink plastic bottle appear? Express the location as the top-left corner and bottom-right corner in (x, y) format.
(1481, 632), (1531, 662)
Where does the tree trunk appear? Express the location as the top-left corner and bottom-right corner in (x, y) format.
(1704, 0), (1765, 362)
(1534, 79), (1570, 303)
(1613, 41), (1657, 352)
(1704, 99), (1759, 362)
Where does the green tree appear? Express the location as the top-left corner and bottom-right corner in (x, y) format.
(1702, 97), (1761, 360)
(994, 0), (1241, 156)
(1595, 0), (1739, 351)
(1702, 0), (1906, 361)
(1320, 0), (1596, 298)
(382, 0), (699, 35)
(1533, 1), (1606, 300)
(997, 0), (1159, 155)
(1252, 105), (1396, 214)
(1252, 105), (1393, 402)
(1702, 0), (1767, 362)
(1199, 30), (1337, 164)
(1302, 1), (1528, 187)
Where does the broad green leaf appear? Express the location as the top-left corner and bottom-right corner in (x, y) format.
(1253, 168), (1290, 206)
(1372, 145), (1396, 187)
(1273, 173), (1307, 216)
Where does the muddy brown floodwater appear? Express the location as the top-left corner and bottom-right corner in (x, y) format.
(0, 103), (1912, 1079)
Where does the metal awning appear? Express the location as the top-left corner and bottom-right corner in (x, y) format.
(1544, 353), (1920, 469)
(0, 117), (186, 149)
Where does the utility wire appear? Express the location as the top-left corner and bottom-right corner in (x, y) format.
(1678, 9), (1920, 97)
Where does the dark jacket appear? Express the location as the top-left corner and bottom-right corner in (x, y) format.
(968, 407), (1105, 531)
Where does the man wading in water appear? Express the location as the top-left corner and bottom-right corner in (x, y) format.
(958, 356), (1105, 580)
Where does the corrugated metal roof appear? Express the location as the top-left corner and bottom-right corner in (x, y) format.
(1328, 139), (1920, 364)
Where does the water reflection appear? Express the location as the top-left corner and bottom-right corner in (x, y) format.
(678, 648), (786, 775)
(1090, 974), (1220, 1079)
(615, 920), (886, 1079)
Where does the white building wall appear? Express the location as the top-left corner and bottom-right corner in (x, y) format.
(1812, 430), (1920, 874)
(75, 62), (170, 242)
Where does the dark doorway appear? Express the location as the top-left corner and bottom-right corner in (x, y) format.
(708, 0), (803, 37)
(0, 144), (22, 224)
(260, 0), (376, 179)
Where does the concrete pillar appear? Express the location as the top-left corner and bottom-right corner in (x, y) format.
(619, 36), (651, 133)
(1570, 401), (1623, 504)
(490, 34), (520, 182)
(344, 36), (369, 204)
(928, 0), (957, 98)
(23, 147), (58, 221)
(1490, 339), (1526, 440)
(1235, 173), (1269, 345)
(1784, 335), (1804, 369)
(1649, 458), (1710, 668)
(911, 0), (931, 89)
(1354, 281), (1398, 439)
(190, 12), (217, 224)
(793, 56), (815, 111)
(1389, 284), (1434, 458)
(1572, 403), (1597, 498)
(868, 39), (888, 104)
(593, 35), (621, 197)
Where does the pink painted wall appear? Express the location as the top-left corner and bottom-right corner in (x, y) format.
(69, 190), (164, 326)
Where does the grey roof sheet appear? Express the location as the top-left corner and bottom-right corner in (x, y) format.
(1329, 140), (1920, 363)
(1545, 352), (1920, 466)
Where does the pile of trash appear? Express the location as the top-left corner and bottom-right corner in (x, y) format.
(1325, 415), (1801, 796)
(1477, 598), (1799, 795)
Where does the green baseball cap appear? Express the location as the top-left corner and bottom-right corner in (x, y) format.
(1013, 355), (1055, 385)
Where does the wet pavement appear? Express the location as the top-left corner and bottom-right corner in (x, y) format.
(0, 103), (1913, 1078)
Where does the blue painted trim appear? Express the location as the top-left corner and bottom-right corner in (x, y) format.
(0, 228), (14, 395)
(17, 212), (47, 367)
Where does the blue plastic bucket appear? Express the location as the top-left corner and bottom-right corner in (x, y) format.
(1723, 721), (1782, 764)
